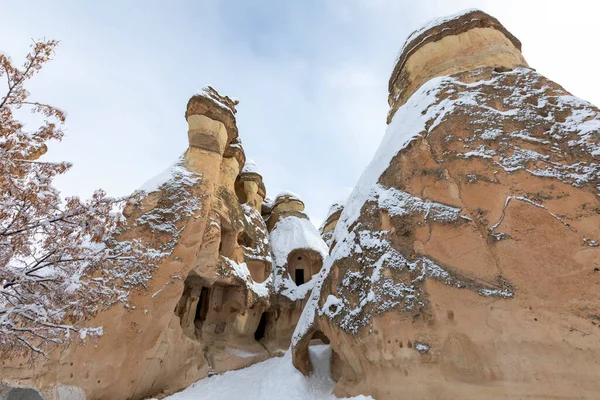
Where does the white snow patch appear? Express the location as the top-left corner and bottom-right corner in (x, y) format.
(242, 159), (260, 174)
(320, 295), (343, 318)
(270, 217), (329, 268)
(139, 158), (201, 193)
(79, 327), (103, 340)
(223, 257), (271, 298)
(268, 190), (304, 205)
(415, 343), (430, 353)
(481, 128), (503, 140)
(226, 348), (261, 358)
(162, 346), (372, 400)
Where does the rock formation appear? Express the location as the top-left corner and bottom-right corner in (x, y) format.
(320, 201), (344, 247)
(261, 193), (330, 354)
(0, 88), (327, 400)
(2, 8), (600, 400)
(292, 9), (600, 400)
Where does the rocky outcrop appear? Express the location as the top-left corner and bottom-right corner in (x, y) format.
(2, 9), (600, 400)
(387, 9), (527, 124)
(320, 201), (344, 247)
(0, 88), (323, 400)
(259, 193), (329, 355)
(292, 9), (600, 400)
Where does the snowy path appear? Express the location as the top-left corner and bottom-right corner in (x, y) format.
(162, 345), (371, 400)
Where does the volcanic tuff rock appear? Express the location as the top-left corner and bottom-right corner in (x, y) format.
(2, 8), (600, 400)
(0, 88), (328, 400)
(292, 9), (600, 400)
(320, 201), (344, 248)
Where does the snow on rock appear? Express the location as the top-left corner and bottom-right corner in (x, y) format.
(320, 295), (343, 319)
(270, 216), (329, 301)
(324, 202), (344, 223)
(320, 196), (348, 246)
(194, 86), (238, 116)
(440, 68), (600, 190)
(398, 8), (480, 61)
(240, 204), (272, 264)
(296, 68), (566, 338)
(139, 155), (201, 194)
(263, 191), (305, 209)
(270, 217), (329, 268)
(161, 345), (372, 400)
(307, 64), (599, 336)
(78, 327), (103, 341)
(334, 74), (451, 241)
(135, 155), (202, 254)
(222, 257), (272, 298)
(292, 260), (334, 346)
(293, 77), (450, 342)
(414, 343), (430, 353)
(374, 184), (461, 222)
(242, 158), (260, 174)
(339, 66), (600, 250)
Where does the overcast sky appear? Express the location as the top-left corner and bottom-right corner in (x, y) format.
(2, 0), (599, 228)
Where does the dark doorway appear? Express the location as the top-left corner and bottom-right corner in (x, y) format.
(295, 269), (305, 285)
(254, 312), (268, 341)
(195, 287), (209, 325)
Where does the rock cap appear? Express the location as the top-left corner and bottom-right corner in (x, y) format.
(389, 9), (521, 94)
(224, 137), (246, 167)
(186, 86), (239, 145)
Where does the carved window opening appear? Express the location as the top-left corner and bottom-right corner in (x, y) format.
(195, 287), (209, 327)
(175, 275), (211, 341)
(295, 269), (305, 285)
(254, 312), (268, 341)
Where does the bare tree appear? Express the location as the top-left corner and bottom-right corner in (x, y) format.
(0, 40), (159, 356)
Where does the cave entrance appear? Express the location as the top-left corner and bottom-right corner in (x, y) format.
(294, 268), (305, 285)
(254, 312), (268, 341)
(292, 329), (342, 381)
(0, 386), (43, 400)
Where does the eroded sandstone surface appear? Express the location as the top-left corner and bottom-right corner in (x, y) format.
(0, 88), (328, 400)
(2, 8), (600, 400)
(292, 9), (600, 400)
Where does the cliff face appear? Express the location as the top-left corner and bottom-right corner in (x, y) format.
(292, 9), (600, 400)
(0, 88), (328, 400)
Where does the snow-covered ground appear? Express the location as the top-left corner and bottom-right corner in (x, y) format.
(161, 345), (371, 400)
